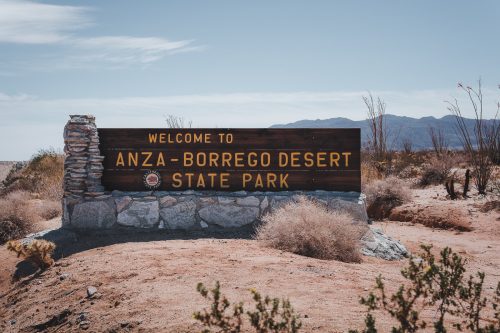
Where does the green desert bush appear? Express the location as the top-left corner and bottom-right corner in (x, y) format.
(255, 196), (366, 263)
(365, 176), (411, 220)
(6, 239), (56, 271)
(194, 281), (301, 333)
(351, 245), (500, 333)
(194, 247), (500, 333)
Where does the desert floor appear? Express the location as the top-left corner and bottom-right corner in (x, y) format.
(0, 186), (499, 332)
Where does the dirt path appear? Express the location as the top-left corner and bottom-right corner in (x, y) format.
(0, 186), (499, 332)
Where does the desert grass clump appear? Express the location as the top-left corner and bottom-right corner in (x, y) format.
(255, 197), (366, 263)
(6, 239), (56, 271)
(0, 190), (60, 243)
(0, 191), (37, 243)
(364, 177), (411, 220)
(36, 200), (62, 220)
(194, 281), (301, 333)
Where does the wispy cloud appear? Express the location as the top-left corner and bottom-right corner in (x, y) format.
(0, 0), (198, 67)
(0, 92), (34, 101)
(71, 36), (200, 64)
(0, 0), (89, 44)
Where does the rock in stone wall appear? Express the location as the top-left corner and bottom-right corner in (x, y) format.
(71, 200), (116, 229)
(117, 199), (159, 228)
(65, 189), (368, 230)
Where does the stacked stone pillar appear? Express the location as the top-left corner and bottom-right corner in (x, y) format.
(62, 115), (106, 225)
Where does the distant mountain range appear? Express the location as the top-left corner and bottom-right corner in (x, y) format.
(271, 114), (498, 150)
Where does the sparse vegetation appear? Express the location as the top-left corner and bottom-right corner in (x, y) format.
(392, 151), (422, 179)
(363, 93), (389, 164)
(194, 247), (499, 333)
(447, 80), (499, 194)
(475, 200), (500, 213)
(350, 245), (500, 333)
(362, 93), (402, 179)
(194, 281), (301, 333)
(364, 177), (411, 219)
(419, 154), (456, 187)
(0, 190), (62, 244)
(6, 239), (56, 271)
(0, 149), (63, 243)
(2, 148), (64, 201)
(390, 205), (472, 231)
(165, 114), (193, 128)
(428, 126), (449, 156)
(361, 156), (384, 190)
(37, 200), (62, 220)
(402, 137), (413, 155)
(0, 191), (36, 243)
(254, 196), (366, 263)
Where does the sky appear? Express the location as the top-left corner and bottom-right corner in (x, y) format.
(0, 0), (499, 160)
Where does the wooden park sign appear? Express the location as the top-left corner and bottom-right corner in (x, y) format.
(98, 128), (361, 192)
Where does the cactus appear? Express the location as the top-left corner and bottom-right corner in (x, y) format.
(445, 173), (458, 200)
(6, 239), (55, 271)
(463, 169), (471, 198)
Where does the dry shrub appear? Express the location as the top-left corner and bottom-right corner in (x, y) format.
(35, 200), (62, 220)
(397, 165), (421, 179)
(361, 160), (383, 190)
(419, 154), (456, 187)
(0, 191), (60, 244)
(475, 200), (500, 213)
(364, 177), (411, 219)
(0, 191), (37, 243)
(255, 196), (366, 263)
(6, 239), (56, 270)
(390, 204), (472, 231)
(2, 149), (64, 200)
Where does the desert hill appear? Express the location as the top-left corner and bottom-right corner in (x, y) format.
(272, 114), (497, 150)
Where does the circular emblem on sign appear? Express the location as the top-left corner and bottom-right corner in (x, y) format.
(143, 170), (162, 190)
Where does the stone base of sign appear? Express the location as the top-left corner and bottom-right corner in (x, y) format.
(62, 190), (368, 230)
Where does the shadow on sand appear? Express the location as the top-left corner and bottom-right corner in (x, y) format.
(10, 225), (256, 280)
(28, 225), (256, 260)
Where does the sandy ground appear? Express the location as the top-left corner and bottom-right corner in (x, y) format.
(0, 185), (499, 332)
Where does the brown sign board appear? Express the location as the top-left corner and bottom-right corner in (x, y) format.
(98, 128), (361, 192)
